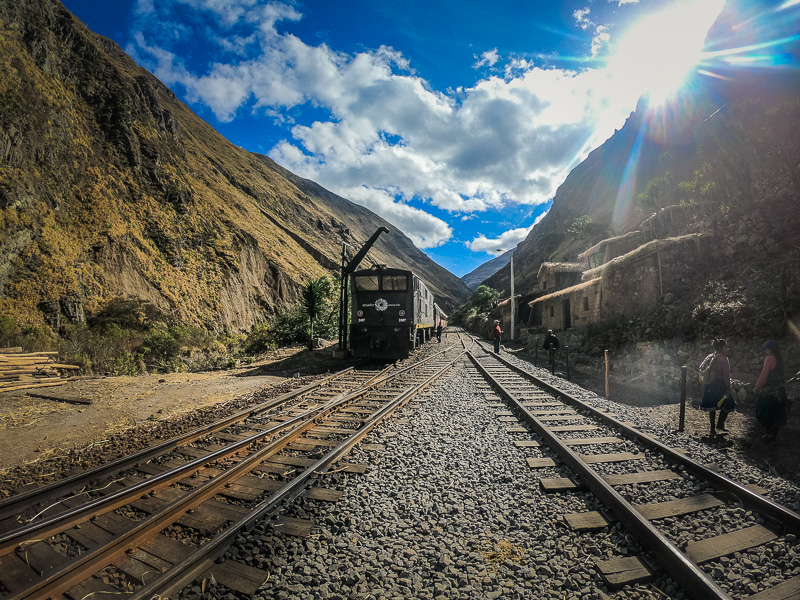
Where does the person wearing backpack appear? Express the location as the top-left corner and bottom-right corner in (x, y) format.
(699, 338), (734, 439)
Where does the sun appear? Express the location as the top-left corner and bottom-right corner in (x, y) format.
(607, 0), (726, 104)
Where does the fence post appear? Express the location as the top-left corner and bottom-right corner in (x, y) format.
(565, 346), (570, 381)
(604, 350), (610, 400)
(679, 365), (687, 432)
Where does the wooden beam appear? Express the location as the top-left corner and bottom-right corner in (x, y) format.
(25, 392), (93, 405)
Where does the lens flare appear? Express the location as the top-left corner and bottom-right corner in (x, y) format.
(607, 0), (726, 104)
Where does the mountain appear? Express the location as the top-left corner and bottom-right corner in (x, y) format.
(461, 251), (510, 291)
(483, 0), (800, 341)
(0, 0), (470, 334)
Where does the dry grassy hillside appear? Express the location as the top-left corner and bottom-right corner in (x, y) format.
(0, 0), (469, 342)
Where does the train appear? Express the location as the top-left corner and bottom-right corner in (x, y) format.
(349, 266), (448, 359)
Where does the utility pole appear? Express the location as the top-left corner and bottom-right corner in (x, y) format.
(497, 248), (516, 342)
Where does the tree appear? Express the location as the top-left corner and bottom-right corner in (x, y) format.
(301, 276), (331, 350)
(470, 285), (500, 313)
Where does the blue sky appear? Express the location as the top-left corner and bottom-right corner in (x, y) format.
(61, 0), (729, 276)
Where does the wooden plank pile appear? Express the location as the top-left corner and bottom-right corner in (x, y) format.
(0, 347), (82, 393)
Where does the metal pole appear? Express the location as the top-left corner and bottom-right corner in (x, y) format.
(679, 365), (687, 432)
(510, 252), (515, 342)
(565, 346), (570, 381)
(338, 242), (347, 350)
(604, 349), (610, 400)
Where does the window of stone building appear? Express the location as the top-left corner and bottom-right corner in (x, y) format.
(549, 305), (554, 317)
(583, 297), (589, 311)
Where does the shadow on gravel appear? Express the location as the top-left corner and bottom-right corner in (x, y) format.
(235, 347), (360, 378)
(508, 346), (800, 486)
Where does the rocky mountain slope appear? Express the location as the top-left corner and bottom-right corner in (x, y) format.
(461, 251), (510, 291)
(0, 0), (470, 335)
(484, 0), (800, 340)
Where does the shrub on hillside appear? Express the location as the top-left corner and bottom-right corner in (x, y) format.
(88, 298), (168, 331)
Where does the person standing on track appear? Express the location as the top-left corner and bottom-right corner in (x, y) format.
(542, 329), (559, 372)
(493, 320), (502, 353)
(754, 339), (788, 443)
(436, 322), (443, 343)
(698, 338), (735, 440)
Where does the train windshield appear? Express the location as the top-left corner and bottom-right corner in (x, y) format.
(354, 275), (379, 291)
(382, 275), (408, 291)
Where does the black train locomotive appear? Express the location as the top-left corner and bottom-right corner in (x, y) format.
(349, 267), (447, 359)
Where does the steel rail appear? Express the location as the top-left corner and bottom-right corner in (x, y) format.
(482, 344), (800, 533)
(0, 408), (310, 559)
(467, 350), (733, 600)
(0, 366), (359, 522)
(128, 349), (466, 600)
(4, 349), (455, 598)
(0, 350), (440, 556)
(7, 361), (410, 599)
(0, 362), (414, 554)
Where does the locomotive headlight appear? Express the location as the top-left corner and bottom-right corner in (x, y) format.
(357, 310), (364, 317)
(398, 310), (405, 317)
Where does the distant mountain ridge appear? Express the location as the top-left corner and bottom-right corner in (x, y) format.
(0, 0), (470, 333)
(461, 251), (510, 291)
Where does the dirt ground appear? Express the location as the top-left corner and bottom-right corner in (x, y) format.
(0, 344), (352, 473)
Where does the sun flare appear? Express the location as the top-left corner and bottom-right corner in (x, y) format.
(607, 0), (726, 104)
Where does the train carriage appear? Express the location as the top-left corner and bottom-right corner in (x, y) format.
(349, 267), (435, 359)
(434, 303), (448, 329)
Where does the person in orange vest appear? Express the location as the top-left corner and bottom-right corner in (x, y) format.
(493, 320), (502, 353)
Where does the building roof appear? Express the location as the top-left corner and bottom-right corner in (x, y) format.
(537, 262), (584, 278)
(578, 230), (642, 260)
(529, 278), (601, 305)
(581, 233), (706, 281)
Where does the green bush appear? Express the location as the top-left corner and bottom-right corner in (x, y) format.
(0, 315), (17, 347)
(243, 323), (273, 354)
(89, 298), (168, 331)
(111, 351), (145, 376)
(470, 285), (500, 313)
(142, 330), (182, 371)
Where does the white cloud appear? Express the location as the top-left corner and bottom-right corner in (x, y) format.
(128, 0), (707, 250)
(591, 25), (612, 57)
(574, 8), (594, 29)
(473, 48), (500, 69)
(466, 225), (533, 254)
(466, 210), (547, 253)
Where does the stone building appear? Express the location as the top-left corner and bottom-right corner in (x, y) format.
(579, 231), (645, 269)
(536, 262), (583, 293)
(529, 233), (709, 332)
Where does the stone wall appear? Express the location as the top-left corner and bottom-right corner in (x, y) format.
(516, 326), (798, 404)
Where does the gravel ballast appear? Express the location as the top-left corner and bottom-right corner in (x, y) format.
(189, 351), (800, 599)
(215, 362), (658, 600)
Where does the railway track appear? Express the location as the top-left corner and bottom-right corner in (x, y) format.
(467, 338), (800, 600)
(0, 340), (470, 600)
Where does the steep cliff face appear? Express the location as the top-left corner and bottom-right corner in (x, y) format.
(485, 0), (800, 340)
(0, 0), (470, 334)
